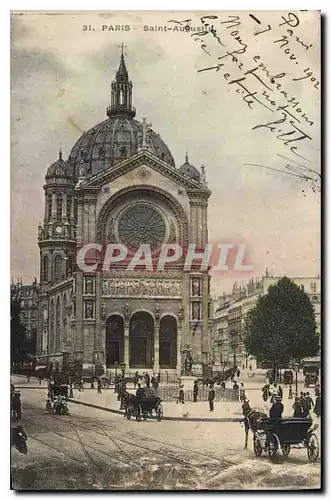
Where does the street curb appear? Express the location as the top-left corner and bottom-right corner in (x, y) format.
(69, 398), (244, 423)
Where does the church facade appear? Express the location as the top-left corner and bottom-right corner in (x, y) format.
(36, 52), (212, 376)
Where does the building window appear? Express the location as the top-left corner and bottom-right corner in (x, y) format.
(47, 194), (52, 219)
(66, 195), (71, 219)
(56, 194), (62, 220)
(311, 282), (317, 293)
(54, 255), (63, 281)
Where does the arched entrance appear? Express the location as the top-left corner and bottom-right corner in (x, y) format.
(159, 315), (177, 369)
(106, 315), (124, 366)
(130, 312), (154, 368)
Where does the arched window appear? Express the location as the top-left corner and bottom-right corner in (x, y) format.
(54, 255), (63, 281)
(56, 194), (62, 220)
(42, 255), (49, 282)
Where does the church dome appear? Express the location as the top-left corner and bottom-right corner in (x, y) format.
(179, 154), (200, 182)
(67, 51), (175, 177)
(46, 151), (74, 179)
(68, 117), (175, 177)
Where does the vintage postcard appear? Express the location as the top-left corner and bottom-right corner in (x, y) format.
(11, 10), (321, 491)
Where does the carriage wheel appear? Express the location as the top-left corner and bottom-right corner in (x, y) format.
(268, 434), (281, 463)
(281, 444), (291, 456)
(136, 405), (142, 422)
(156, 404), (163, 422)
(253, 435), (262, 456)
(307, 433), (319, 463)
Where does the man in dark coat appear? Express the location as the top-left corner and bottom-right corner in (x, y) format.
(262, 384), (270, 402)
(177, 385), (184, 404)
(314, 392), (321, 417)
(208, 385), (215, 411)
(269, 395), (284, 419)
(193, 381), (199, 403)
(136, 383), (145, 398)
(97, 378), (102, 394)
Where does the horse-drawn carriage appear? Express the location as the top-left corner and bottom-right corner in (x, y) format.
(304, 372), (319, 388)
(252, 417), (319, 463)
(124, 394), (163, 422)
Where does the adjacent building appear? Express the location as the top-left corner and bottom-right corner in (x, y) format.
(212, 275), (321, 369)
(11, 278), (39, 351)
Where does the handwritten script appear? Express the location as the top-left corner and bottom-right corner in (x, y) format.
(168, 12), (320, 194)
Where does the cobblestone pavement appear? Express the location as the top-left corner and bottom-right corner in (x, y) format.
(11, 387), (321, 490)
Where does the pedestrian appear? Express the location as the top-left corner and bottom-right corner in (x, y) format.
(133, 371), (139, 388)
(221, 381), (225, 389)
(91, 378), (95, 389)
(270, 384), (278, 403)
(69, 383), (74, 398)
(193, 380), (199, 402)
(38, 377), (42, 386)
(278, 385), (283, 398)
(239, 382), (245, 402)
(314, 392), (321, 418)
(145, 373), (150, 388)
(262, 384), (269, 402)
(97, 378), (102, 394)
(237, 368), (240, 378)
(292, 397), (303, 417)
(288, 385), (293, 399)
(305, 392), (314, 412)
(233, 381), (239, 391)
(249, 364), (252, 371)
(157, 372), (161, 383)
(208, 385), (215, 411)
(177, 385), (184, 404)
(301, 393), (310, 418)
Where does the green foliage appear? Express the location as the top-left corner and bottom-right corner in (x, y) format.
(243, 277), (319, 364)
(11, 295), (33, 368)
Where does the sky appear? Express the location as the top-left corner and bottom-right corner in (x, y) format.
(10, 10), (321, 295)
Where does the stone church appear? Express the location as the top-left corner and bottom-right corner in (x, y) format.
(36, 51), (212, 376)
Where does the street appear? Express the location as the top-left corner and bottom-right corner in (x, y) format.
(11, 386), (321, 490)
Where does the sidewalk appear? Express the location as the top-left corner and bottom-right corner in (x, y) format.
(70, 388), (244, 421)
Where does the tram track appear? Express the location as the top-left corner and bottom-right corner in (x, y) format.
(23, 403), (230, 470)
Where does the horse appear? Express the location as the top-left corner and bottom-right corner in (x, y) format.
(242, 400), (268, 449)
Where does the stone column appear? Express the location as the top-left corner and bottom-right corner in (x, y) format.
(177, 307), (183, 376)
(153, 322), (159, 374)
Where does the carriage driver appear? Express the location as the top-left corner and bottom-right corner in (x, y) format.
(269, 395), (284, 419)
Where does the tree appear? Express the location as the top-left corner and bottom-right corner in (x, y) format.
(243, 277), (319, 375)
(11, 295), (33, 370)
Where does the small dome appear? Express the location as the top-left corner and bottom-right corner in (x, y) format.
(179, 153), (200, 182)
(46, 151), (74, 179)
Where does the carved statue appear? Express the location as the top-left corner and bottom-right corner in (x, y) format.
(192, 279), (200, 296)
(85, 277), (93, 294)
(85, 302), (93, 319)
(184, 351), (193, 376)
(101, 302), (106, 321)
(192, 302), (200, 320)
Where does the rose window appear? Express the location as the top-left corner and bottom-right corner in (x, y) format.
(117, 204), (166, 249)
